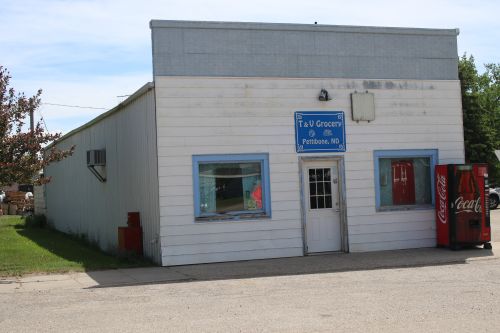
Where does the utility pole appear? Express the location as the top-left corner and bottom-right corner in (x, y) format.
(30, 109), (34, 133)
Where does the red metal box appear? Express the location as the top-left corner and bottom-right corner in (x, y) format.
(118, 226), (143, 255)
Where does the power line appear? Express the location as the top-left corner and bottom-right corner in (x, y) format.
(37, 109), (49, 133)
(42, 102), (108, 110)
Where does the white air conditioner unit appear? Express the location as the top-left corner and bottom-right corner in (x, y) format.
(87, 149), (106, 166)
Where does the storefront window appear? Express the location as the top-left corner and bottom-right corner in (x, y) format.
(193, 154), (271, 220)
(374, 150), (437, 211)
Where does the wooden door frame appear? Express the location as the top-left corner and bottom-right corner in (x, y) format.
(298, 156), (349, 255)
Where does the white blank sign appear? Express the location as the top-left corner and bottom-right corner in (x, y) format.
(351, 92), (375, 122)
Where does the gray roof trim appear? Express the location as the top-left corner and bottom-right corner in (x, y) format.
(46, 82), (154, 150)
(150, 20), (459, 36)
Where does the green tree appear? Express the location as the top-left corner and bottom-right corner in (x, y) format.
(459, 55), (500, 184)
(0, 66), (74, 186)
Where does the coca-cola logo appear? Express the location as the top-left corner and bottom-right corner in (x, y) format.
(455, 196), (481, 214)
(437, 174), (447, 224)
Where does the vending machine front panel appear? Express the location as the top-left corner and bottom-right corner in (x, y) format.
(450, 165), (482, 245)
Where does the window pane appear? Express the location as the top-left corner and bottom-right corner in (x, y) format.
(310, 182), (316, 195)
(324, 168), (331, 181)
(317, 182), (324, 195)
(317, 196), (325, 209)
(325, 195), (332, 208)
(317, 169), (324, 181)
(324, 182), (332, 195)
(310, 196), (317, 209)
(379, 158), (393, 206)
(413, 157), (431, 204)
(199, 162), (262, 214)
(309, 169), (316, 182)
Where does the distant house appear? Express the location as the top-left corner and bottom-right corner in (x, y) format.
(1, 184), (19, 192)
(1, 184), (33, 193)
(44, 21), (463, 266)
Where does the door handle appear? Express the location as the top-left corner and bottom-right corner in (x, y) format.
(335, 209), (340, 212)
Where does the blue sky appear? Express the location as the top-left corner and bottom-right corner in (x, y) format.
(1, 0), (499, 134)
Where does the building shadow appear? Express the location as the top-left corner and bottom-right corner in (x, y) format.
(84, 245), (496, 289)
(13, 211), (499, 289)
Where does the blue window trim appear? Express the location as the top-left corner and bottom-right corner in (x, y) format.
(373, 149), (438, 211)
(192, 153), (272, 221)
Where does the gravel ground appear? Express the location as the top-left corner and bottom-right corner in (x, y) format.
(1, 210), (499, 333)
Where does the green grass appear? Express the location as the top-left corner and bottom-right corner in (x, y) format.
(0, 216), (152, 277)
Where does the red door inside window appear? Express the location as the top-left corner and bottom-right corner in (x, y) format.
(392, 160), (416, 205)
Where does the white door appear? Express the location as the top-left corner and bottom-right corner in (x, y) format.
(303, 160), (342, 253)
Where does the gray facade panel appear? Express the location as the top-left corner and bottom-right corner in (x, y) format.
(151, 20), (459, 80)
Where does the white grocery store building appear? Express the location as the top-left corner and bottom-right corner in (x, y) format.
(44, 20), (464, 266)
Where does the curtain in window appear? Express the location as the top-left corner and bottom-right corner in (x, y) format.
(199, 166), (216, 213)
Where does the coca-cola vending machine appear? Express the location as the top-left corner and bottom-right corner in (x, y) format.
(435, 164), (491, 250)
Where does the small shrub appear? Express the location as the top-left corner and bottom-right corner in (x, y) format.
(24, 214), (47, 228)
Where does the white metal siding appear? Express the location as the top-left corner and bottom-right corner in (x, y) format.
(155, 76), (464, 265)
(45, 88), (161, 264)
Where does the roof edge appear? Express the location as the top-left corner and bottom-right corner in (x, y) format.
(46, 82), (154, 150)
(149, 20), (459, 36)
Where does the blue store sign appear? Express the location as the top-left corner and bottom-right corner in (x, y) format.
(294, 111), (346, 153)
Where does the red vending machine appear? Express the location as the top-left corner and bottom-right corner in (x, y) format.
(435, 164), (491, 250)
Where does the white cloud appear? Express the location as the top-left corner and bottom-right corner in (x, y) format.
(1, 0), (499, 134)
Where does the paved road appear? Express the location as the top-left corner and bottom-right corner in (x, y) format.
(1, 210), (500, 333)
(492, 208), (500, 241)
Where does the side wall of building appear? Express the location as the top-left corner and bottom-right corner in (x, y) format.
(155, 76), (464, 265)
(45, 87), (162, 263)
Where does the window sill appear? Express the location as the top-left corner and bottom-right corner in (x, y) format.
(195, 213), (271, 223)
(376, 204), (434, 213)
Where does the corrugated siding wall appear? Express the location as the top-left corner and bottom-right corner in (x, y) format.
(45, 88), (161, 264)
(156, 76), (464, 265)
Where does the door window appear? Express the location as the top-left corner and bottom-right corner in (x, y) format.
(309, 168), (333, 209)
